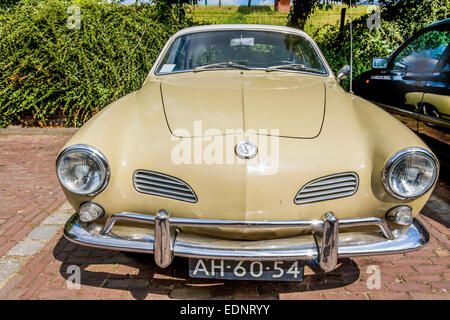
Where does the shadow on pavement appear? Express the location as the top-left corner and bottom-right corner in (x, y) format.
(416, 133), (450, 228)
(53, 237), (360, 300)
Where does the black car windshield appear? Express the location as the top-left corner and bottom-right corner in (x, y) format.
(156, 30), (328, 75)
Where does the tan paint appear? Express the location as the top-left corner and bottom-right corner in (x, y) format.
(242, 72), (325, 138)
(59, 26), (437, 241)
(405, 92), (450, 120)
(405, 92), (424, 107)
(422, 93), (450, 119)
(161, 72), (244, 137)
(161, 71), (326, 138)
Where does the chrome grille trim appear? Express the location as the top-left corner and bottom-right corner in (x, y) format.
(133, 170), (197, 203)
(294, 172), (359, 204)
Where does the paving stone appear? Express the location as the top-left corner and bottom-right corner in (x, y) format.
(41, 213), (73, 225)
(26, 225), (60, 240)
(6, 240), (45, 256)
(0, 258), (25, 288)
(435, 249), (450, 257)
(58, 202), (74, 212)
(425, 195), (450, 218)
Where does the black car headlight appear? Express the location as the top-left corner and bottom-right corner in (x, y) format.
(56, 144), (110, 196)
(382, 148), (438, 200)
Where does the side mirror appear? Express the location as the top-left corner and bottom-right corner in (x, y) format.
(337, 64), (350, 82)
(372, 57), (387, 69)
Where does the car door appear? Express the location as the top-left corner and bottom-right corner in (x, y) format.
(354, 22), (450, 145)
(372, 25), (450, 142)
(386, 28), (449, 111)
(355, 28), (441, 130)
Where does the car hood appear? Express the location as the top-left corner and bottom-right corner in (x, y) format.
(160, 71), (326, 138)
(63, 75), (432, 240)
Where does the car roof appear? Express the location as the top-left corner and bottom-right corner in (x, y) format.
(173, 24), (309, 38)
(425, 18), (450, 29)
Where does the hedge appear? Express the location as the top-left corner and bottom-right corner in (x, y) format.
(0, 0), (195, 127)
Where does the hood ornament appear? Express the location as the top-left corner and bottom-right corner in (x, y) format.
(235, 141), (258, 159)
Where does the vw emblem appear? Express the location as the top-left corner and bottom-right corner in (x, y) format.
(235, 141), (258, 159)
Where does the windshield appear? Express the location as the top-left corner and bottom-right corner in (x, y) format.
(156, 30), (328, 75)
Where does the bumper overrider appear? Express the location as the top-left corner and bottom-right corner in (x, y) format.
(63, 211), (429, 272)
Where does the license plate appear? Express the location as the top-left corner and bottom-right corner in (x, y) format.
(188, 259), (304, 281)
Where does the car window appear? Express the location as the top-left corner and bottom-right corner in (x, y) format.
(442, 54), (450, 71)
(156, 30), (327, 74)
(392, 29), (450, 72)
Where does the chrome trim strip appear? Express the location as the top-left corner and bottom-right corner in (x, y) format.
(301, 181), (356, 193)
(174, 237), (319, 261)
(66, 211), (401, 271)
(64, 215), (428, 265)
(135, 173), (186, 186)
(64, 215), (154, 254)
(56, 144), (110, 197)
(338, 217), (395, 240)
(372, 101), (450, 129)
(338, 219), (429, 257)
(381, 147), (440, 200)
(294, 172), (359, 205)
(133, 170), (198, 203)
(168, 217), (323, 229)
(100, 212), (393, 240)
(100, 212), (155, 235)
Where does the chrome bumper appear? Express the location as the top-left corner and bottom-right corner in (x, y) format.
(63, 211), (429, 272)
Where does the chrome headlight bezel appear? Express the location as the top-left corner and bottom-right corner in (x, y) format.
(56, 144), (110, 196)
(382, 147), (439, 200)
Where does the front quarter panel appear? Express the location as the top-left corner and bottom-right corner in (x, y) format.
(58, 78), (172, 213)
(329, 84), (435, 214)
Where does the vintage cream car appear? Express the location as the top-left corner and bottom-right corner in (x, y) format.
(60, 25), (438, 281)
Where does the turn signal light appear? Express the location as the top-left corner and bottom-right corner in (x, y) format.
(79, 202), (105, 222)
(386, 206), (413, 226)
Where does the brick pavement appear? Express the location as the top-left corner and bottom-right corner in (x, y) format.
(0, 134), (449, 300)
(0, 135), (69, 259)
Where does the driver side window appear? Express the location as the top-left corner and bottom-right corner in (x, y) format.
(392, 29), (450, 72)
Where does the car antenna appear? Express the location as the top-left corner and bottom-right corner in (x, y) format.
(349, 0), (353, 94)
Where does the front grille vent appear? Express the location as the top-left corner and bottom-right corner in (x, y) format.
(133, 170), (197, 203)
(294, 172), (359, 204)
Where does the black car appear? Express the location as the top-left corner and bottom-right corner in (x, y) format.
(353, 18), (449, 145)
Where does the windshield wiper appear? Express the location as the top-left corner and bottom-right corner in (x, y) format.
(266, 63), (324, 74)
(193, 62), (250, 72)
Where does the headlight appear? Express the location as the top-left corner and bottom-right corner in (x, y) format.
(382, 148), (438, 199)
(56, 145), (110, 196)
